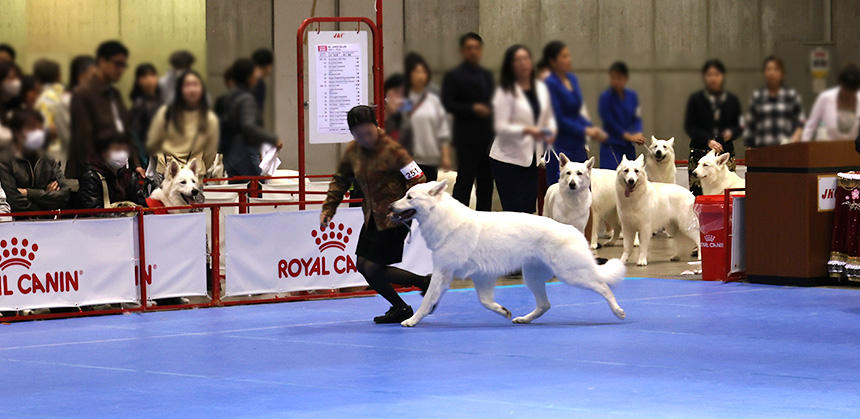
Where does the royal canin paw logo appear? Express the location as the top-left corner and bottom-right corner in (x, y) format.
(704, 234), (715, 242)
(0, 237), (38, 270)
(311, 223), (353, 252)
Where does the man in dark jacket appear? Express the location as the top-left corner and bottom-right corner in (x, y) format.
(441, 32), (494, 211)
(0, 109), (70, 213)
(67, 40), (142, 180)
(220, 58), (281, 181)
(77, 135), (146, 209)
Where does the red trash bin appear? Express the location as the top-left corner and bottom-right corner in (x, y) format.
(694, 194), (736, 281)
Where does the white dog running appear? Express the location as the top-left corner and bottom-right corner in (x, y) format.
(389, 180), (627, 327)
(615, 155), (699, 266)
(543, 154), (594, 233)
(644, 136), (677, 184)
(692, 150), (745, 195)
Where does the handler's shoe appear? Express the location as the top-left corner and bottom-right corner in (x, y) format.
(373, 305), (413, 324)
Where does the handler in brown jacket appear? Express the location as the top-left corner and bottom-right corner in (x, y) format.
(321, 105), (431, 324)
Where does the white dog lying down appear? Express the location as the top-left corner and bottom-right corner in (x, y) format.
(692, 150), (745, 195)
(543, 154), (594, 233)
(615, 155), (699, 266)
(389, 180), (627, 327)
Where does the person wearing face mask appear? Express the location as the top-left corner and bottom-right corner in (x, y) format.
(146, 69), (218, 178)
(77, 135), (146, 210)
(0, 109), (70, 213)
(0, 61), (22, 124)
(684, 59), (742, 196)
(321, 105), (431, 324)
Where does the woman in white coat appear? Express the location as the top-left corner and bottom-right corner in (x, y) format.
(490, 44), (556, 213)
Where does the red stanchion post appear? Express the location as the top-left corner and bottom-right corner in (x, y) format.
(211, 206), (222, 305)
(137, 208), (148, 310)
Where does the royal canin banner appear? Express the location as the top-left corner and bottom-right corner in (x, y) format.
(0, 218), (137, 311)
(224, 208), (433, 296)
(139, 213), (208, 300)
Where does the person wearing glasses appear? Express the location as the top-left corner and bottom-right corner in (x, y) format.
(67, 40), (143, 182)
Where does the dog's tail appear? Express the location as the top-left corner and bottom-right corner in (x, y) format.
(595, 258), (626, 288)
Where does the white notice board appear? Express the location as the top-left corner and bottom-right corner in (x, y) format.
(308, 31), (369, 143)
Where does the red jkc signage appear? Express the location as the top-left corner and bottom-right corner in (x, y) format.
(0, 237), (82, 296)
(278, 223), (358, 279)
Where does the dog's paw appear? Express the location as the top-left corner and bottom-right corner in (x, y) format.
(512, 316), (532, 324)
(636, 258), (648, 266)
(400, 317), (419, 327)
(613, 307), (626, 320)
(591, 242), (599, 250)
(620, 253), (630, 264)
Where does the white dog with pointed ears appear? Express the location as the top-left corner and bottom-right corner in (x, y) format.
(149, 159), (204, 213)
(615, 154), (699, 266)
(645, 136), (677, 184)
(543, 154), (594, 233)
(389, 180), (627, 327)
(692, 150), (745, 195)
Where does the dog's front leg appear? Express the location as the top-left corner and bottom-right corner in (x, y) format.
(401, 269), (452, 327)
(620, 225), (635, 264)
(636, 225), (651, 266)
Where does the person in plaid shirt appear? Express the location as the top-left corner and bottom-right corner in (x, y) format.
(322, 105), (431, 323)
(744, 56), (805, 148)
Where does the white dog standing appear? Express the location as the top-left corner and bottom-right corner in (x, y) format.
(543, 154), (594, 233)
(589, 167), (623, 248)
(389, 180), (627, 327)
(692, 150), (745, 195)
(644, 136), (677, 184)
(148, 159), (204, 213)
(615, 155), (699, 266)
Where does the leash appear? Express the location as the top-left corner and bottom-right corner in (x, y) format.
(540, 143), (560, 165)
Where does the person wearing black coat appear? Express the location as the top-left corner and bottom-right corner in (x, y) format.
(684, 59), (742, 196)
(440, 32), (495, 211)
(219, 58), (281, 181)
(77, 135), (146, 209)
(0, 109), (70, 213)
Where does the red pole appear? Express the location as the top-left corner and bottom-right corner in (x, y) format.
(297, 22), (308, 210)
(375, 0), (385, 127)
(211, 207), (222, 305)
(137, 208), (148, 309)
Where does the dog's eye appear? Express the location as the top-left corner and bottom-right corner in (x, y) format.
(634, 169), (639, 173)
(407, 195), (412, 200)
(624, 169), (629, 173)
(576, 171), (582, 176)
(181, 180), (187, 184)
(566, 171), (571, 175)
(703, 163), (709, 167)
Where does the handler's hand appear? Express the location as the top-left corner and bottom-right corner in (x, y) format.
(47, 181), (59, 191)
(320, 213), (332, 229)
(708, 139), (724, 153)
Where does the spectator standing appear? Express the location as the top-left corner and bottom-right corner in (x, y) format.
(0, 109), (70, 212)
(251, 48), (274, 110)
(68, 55), (97, 92)
(129, 63), (162, 168)
(598, 61), (644, 170)
(745, 56), (805, 148)
(33, 59), (66, 139)
(489, 44), (556, 213)
(441, 32), (495, 211)
(401, 52), (451, 181)
(382, 73), (407, 141)
(67, 40), (142, 180)
(213, 66), (235, 125)
(684, 59), (742, 196)
(802, 64), (860, 142)
(0, 61), (22, 145)
(77, 135), (146, 209)
(220, 58), (280, 180)
(542, 41), (606, 184)
(0, 44), (14, 63)
(17, 75), (41, 111)
(147, 70), (218, 178)
(158, 50), (195, 105)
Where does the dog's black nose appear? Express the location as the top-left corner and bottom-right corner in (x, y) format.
(627, 179), (635, 186)
(568, 183), (576, 190)
(192, 189), (199, 196)
(655, 151), (663, 158)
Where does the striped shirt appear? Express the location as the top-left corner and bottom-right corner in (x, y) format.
(744, 86), (805, 148)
